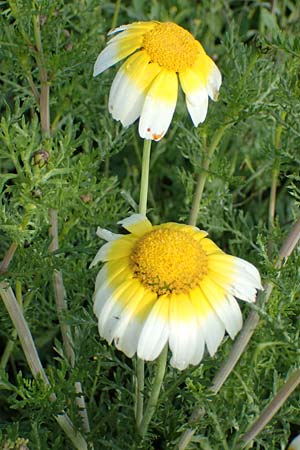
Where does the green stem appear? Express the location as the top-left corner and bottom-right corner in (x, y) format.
(240, 369), (300, 447)
(135, 139), (152, 425)
(139, 139), (152, 216)
(0, 212), (32, 275)
(138, 344), (168, 437)
(55, 414), (88, 450)
(111, 0), (121, 29)
(268, 112), (286, 231)
(33, 14), (50, 137)
(0, 339), (16, 369)
(49, 210), (92, 438)
(0, 282), (49, 383)
(135, 358), (145, 427)
(189, 125), (228, 226)
(49, 209), (75, 367)
(74, 381), (91, 433)
(0, 282), (32, 369)
(0, 242), (18, 275)
(268, 167), (279, 230)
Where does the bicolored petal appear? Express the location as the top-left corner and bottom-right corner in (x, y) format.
(96, 227), (122, 242)
(200, 277), (243, 339)
(107, 21), (157, 37)
(113, 289), (157, 357)
(208, 254), (262, 302)
(118, 213), (152, 235)
(137, 295), (169, 361)
(109, 51), (161, 127)
(192, 54), (222, 101)
(93, 40), (140, 77)
(207, 63), (222, 101)
(91, 235), (135, 265)
(98, 279), (139, 342)
(233, 257), (262, 290)
(179, 68), (209, 125)
(94, 259), (132, 316)
(94, 22), (157, 76)
(139, 69), (178, 141)
(168, 293), (204, 370)
(189, 287), (225, 356)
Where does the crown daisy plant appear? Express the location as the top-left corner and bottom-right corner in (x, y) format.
(92, 21), (226, 435)
(91, 213), (262, 435)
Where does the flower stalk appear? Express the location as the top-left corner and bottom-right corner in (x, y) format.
(33, 13), (50, 137)
(137, 344), (168, 437)
(240, 369), (300, 446)
(139, 139), (152, 215)
(135, 139), (152, 426)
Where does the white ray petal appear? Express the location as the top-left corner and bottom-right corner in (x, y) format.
(137, 296), (169, 361)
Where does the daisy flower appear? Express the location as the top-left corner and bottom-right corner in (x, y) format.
(93, 21), (222, 141)
(91, 214), (262, 370)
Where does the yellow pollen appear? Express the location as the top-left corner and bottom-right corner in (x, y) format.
(142, 22), (199, 72)
(130, 228), (208, 295)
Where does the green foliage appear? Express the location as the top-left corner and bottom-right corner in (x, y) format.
(0, 0), (300, 449)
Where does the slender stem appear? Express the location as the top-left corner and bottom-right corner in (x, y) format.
(0, 282), (49, 383)
(49, 209), (75, 367)
(268, 167), (279, 230)
(111, 0), (121, 29)
(138, 345), (168, 437)
(135, 358), (145, 427)
(104, 0), (121, 176)
(135, 139), (152, 425)
(0, 212), (32, 275)
(0, 283), (32, 369)
(0, 282), (88, 450)
(139, 139), (152, 216)
(0, 338), (16, 369)
(53, 270), (76, 365)
(268, 112), (286, 231)
(0, 242), (18, 275)
(55, 414), (88, 450)
(276, 219), (300, 263)
(74, 382), (91, 433)
(189, 125), (228, 226)
(49, 210), (92, 437)
(26, 73), (40, 102)
(241, 369), (300, 446)
(33, 14), (50, 137)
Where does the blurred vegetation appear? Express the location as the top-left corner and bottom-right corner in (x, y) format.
(0, 0), (300, 449)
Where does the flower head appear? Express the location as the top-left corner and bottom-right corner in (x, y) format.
(93, 21), (222, 141)
(91, 214), (262, 370)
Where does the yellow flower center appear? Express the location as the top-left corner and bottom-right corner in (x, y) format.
(131, 228), (207, 295)
(142, 22), (200, 72)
